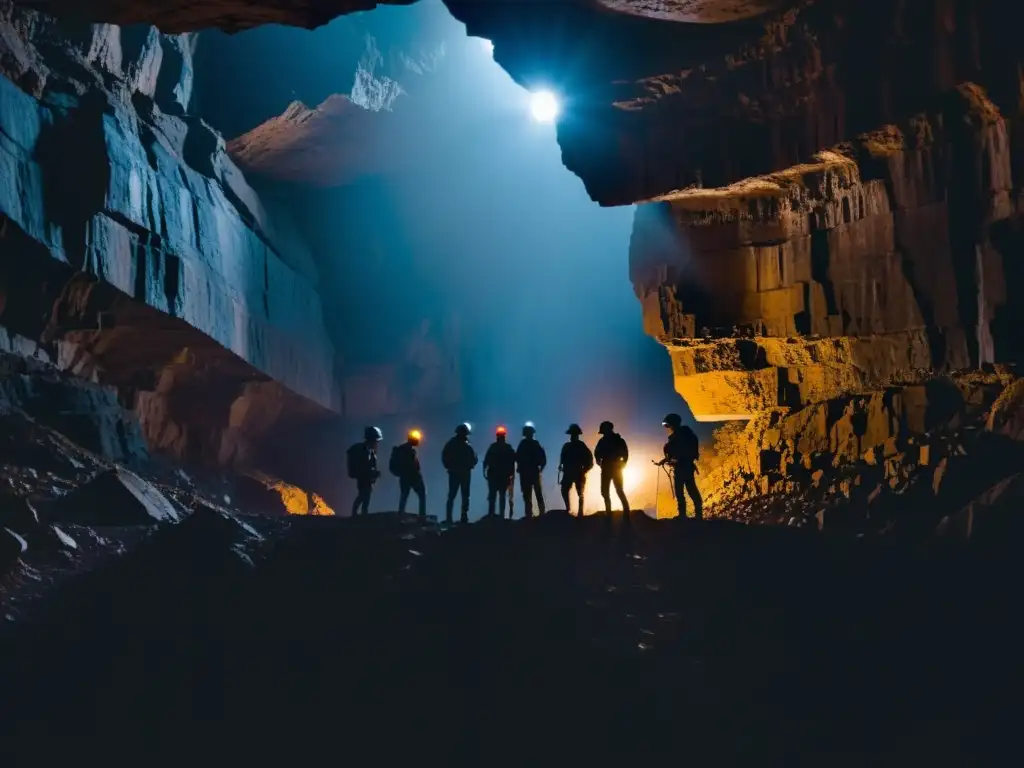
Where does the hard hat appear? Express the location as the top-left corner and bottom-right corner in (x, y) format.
(496, 425), (507, 436)
(364, 426), (383, 441)
(598, 421), (614, 435)
(566, 423), (582, 435)
(455, 422), (471, 436)
(408, 429), (422, 444)
(662, 413), (683, 429)
(522, 421), (536, 436)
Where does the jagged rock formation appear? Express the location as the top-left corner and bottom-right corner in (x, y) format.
(227, 95), (402, 185)
(632, 83), (1024, 525)
(0, 3), (355, 498)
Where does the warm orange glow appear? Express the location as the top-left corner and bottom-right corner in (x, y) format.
(270, 480), (336, 516)
(496, 425), (507, 435)
(409, 429), (422, 441)
(310, 493), (335, 516)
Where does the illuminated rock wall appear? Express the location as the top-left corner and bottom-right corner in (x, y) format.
(630, 83), (1024, 522)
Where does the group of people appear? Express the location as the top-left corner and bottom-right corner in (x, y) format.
(346, 414), (704, 526)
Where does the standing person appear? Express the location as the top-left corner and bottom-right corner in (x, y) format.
(483, 426), (517, 518)
(516, 422), (547, 518)
(442, 422), (478, 525)
(658, 413), (703, 520)
(594, 421), (630, 518)
(347, 426), (382, 517)
(559, 423), (594, 517)
(390, 428), (427, 520)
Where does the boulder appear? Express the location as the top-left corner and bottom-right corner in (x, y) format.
(155, 503), (262, 567)
(53, 467), (182, 525)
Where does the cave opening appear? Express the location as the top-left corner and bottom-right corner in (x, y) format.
(189, 0), (688, 515)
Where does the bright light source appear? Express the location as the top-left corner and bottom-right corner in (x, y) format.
(622, 464), (642, 494)
(478, 38), (494, 55)
(529, 90), (560, 123)
(409, 429), (422, 441)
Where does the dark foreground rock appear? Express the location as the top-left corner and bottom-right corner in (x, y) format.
(1, 509), (1021, 763)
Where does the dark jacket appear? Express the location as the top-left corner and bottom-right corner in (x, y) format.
(346, 442), (379, 481)
(594, 432), (629, 471)
(442, 436), (479, 474)
(389, 442), (421, 478)
(515, 438), (547, 477)
(559, 440), (594, 478)
(664, 428), (699, 473)
(484, 440), (516, 482)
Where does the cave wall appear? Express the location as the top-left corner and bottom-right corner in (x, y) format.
(629, 80), (1024, 518)
(0, 0), (350, 494)
(631, 83), (1023, 420)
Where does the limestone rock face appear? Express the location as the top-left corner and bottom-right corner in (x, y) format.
(0, 1), (357, 501)
(227, 96), (400, 186)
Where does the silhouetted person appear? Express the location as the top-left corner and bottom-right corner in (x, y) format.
(347, 426), (382, 517)
(559, 423), (594, 516)
(516, 422), (547, 518)
(484, 425), (517, 518)
(390, 428), (426, 520)
(594, 420), (630, 518)
(442, 422), (478, 525)
(658, 413), (703, 520)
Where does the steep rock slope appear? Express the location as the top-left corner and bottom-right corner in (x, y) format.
(0, 2), (345, 491)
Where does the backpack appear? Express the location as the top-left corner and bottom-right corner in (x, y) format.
(346, 443), (363, 479)
(389, 445), (404, 478)
(680, 428), (699, 463)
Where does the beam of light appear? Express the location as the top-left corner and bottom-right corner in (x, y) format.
(529, 90), (560, 123)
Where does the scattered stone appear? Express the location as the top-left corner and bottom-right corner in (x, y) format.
(52, 467), (181, 526)
(1, 527), (28, 573)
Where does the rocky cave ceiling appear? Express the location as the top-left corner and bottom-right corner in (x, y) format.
(19, 0), (1023, 208)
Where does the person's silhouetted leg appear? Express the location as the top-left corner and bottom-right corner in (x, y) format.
(411, 476), (427, 519)
(487, 483), (498, 517)
(533, 477), (545, 515)
(399, 479), (411, 515)
(459, 475), (470, 523)
(560, 480), (571, 513)
(352, 479), (372, 517)
(684, 475), (702, 520)
(613, 473), (630, 520)
(600, 472), (613, 514)
(520, 475), (533, 518)
(446, 475), (459, 524)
